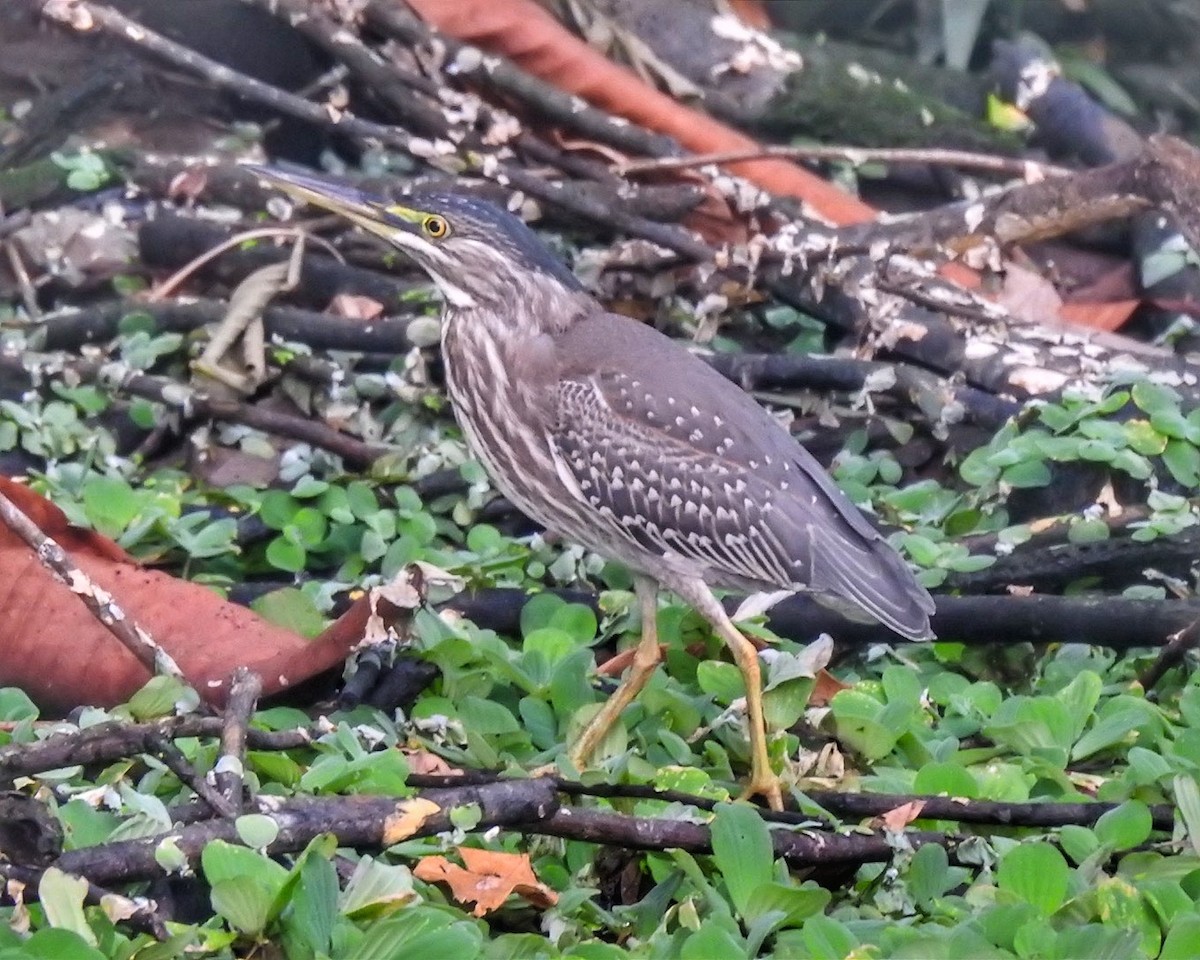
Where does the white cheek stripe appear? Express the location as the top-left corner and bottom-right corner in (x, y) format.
(427, 268), (477, 308)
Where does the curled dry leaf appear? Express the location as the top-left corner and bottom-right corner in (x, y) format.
(329, 293), (385, 321)
(1058, 299), (1140, 331)
(0, 476), (372, 710)
(402, 749), (463, 777)
(810, 668), (851, 707)
(875, 800), (928, 832)
(596, 643), (667, 678)
(413, 847), (558, 917)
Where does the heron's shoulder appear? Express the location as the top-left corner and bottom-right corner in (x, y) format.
(554, 312), (733, 385)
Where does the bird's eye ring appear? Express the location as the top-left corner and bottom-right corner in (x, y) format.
(423, 215), (449, 239)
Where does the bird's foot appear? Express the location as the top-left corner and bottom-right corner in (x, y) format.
(739, 769), (785, 812)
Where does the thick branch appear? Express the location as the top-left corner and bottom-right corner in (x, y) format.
(54, 779), (560, 886)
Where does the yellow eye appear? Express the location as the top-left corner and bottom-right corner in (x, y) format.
(423, 215), (449, 239)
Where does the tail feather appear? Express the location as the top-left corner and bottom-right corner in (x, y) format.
(809, 530), (935, 640)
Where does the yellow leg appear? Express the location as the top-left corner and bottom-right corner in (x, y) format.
(711, 615), (784, 811)
(677, 582), (783, 811)
(567, 576), (661, 770)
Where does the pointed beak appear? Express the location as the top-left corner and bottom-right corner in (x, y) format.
(243, 164), (421, 243)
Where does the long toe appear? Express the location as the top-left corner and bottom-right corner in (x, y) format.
(739, 770), (785, 812)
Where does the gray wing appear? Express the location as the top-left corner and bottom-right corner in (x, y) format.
(547, 313), (935, 640)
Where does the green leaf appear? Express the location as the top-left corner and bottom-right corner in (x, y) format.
(0, 687), (38, 722)
(959, 448), (1001, 486)
(1068, 518), (1111, 544)
(202, 839), (289, 892)
(1058, 825), (1099, 865)
(1162, 439), (1200, 487)
(681, 924), (747, 960)
(907, 843), (954, 907)
(259, 490), (301, 529)
(549, 602), (599, 643)
(1058, 671), (1102, 745)
(38, 867), (96, 946)
(290, 506), (329, 547)
(1093, 801), (1152, 851)
(211, 876), (274, 935)
(697, 661), (745, 705)
(996, 842), (1069, 914)
(126, 675), (196, 720)
(458, 696), (520, 735)
(449, 802), (483, 831)
(985, 695), (1072, 765)
(519, 696), (558, 749)
(1072, 706), (1148, 761)
(347, 907), (482, 960)
(20, 929), (107, 960)
(283, 852), (338, 956)
(1124, 419), (1167, 455)
(710, 803), (773, 922)
(520, 593), (566, 637)
(747, 882), (830, 928)
(154, 836), (189, 874)
(800, 914), (858, 960)
(913, 761), (977, 798)
(82, 476), (140, 538)
(251, 587), (327, 638)
(235, 814), (281, 850)
(1132, 381), (1180, 417)
(290, 475), (329, 498)
(267, 535), (306, 573)
(339, 856), (415, 918)
(1001, 459), (1052, 488)
(1173, 775), (1200, 856)
(347, 481), (379, 518)
(831, 689), (898, 760)
(1161, 915), (1200, 960)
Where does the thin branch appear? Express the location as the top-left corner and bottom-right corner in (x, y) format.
(532, 806), (956, 866)
(0, 488), (187, 683)
(146, 732), (238, 819)
(617, 144), (1073, 179)
(0, 717), (310, 786)
(216, 668), (262, 813)
(1139, 621), (1200, 692)
(0, 353), (388, 470)
(54, 780), (561, 886)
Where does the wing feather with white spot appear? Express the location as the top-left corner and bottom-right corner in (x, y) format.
(547, 313), (935, 640)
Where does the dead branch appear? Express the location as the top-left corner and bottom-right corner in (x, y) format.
(0, 488), (186, 682)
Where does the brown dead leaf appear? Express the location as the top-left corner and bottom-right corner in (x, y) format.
(414, 847), (558, 916)
(1058, 299), (1139, 332)
(383, 797), (443, 845)
(402, 749), (463, 777)
(329, 294), (384, 321)
(728, 0), (771, 29)
(596, 643), (666, 678)
(167, 166), (210, 204)
(809, 668), (851, 707)
(998, 260), (1062, 324)
(874, 800), (927, 832)
(0, 476), (370, 710)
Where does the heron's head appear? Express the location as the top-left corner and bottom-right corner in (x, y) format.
(246, 165), (581, 310)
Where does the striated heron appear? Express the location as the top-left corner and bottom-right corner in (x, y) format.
(247, 166), (935, 809)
